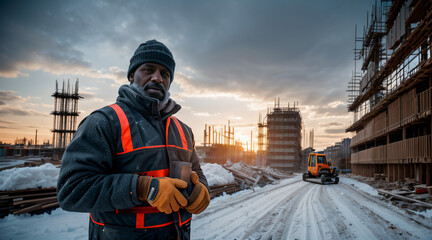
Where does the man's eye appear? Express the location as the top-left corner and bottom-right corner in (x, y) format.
(162, 72), (170, 78)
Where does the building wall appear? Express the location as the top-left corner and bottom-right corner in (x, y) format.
(347, 0), (432, 185)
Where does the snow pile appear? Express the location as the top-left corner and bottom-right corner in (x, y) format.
(201, 163), (235, 186)
(0, 208), (88, 240)
(0, 163), (59, 191)
(340, 176), (379, 196)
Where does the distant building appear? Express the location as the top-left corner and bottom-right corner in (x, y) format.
(323, 138), (351, 170)
(265, 100), (302, 172)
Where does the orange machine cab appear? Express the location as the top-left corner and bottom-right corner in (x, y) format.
(307, 153), (331, 177)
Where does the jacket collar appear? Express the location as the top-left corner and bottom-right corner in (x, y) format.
(116, 84), (180, 121)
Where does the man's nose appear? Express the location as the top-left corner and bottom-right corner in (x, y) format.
(150, 70), (163, 83)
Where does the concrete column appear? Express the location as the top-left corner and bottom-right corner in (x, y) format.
(426, 164), (431, 186)
(419, 164), (423, 184)
(398, 164), (402, 181)
(387, 164), (391, 182)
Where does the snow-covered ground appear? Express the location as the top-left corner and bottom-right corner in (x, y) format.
(192, 174), (432, 240)
(1, 174), (431, 240)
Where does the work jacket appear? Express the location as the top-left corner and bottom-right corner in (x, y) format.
(57, 85), (208, 240)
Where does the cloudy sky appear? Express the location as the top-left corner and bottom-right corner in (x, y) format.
(0, 0), (373, 150)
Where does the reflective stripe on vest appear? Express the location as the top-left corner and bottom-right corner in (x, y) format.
(178, 212), (192, 226)
(109, 104), (191, 154)
(105, 104), (191, 229)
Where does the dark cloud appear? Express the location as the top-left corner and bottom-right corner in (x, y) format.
(0, 91), (23, 103)
(324, 128), (346, 134)
(321, 122), (344, 127)
(315, 104), (348, 117)
(79, 92), (95, 100)
(0, 0), (372, 106)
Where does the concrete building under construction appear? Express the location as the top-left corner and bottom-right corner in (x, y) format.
(260, 99), (302, 172)
(347, 0), (432, 185)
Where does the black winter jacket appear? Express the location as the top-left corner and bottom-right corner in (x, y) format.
(57, 85), (208, 239)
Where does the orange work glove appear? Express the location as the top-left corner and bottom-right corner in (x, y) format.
(137, 176), (188, 214)
(185, 171), (210, 214)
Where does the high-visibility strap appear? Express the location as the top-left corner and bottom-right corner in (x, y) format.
(109, 104), (133, 153)
(171, 117), (188, 150)
(136, 213), (144, 228)
(136, 168), (169, 177)
(89, 213), (104, 226)
(116, 145), (166, 155)
(116, 207), (174, 229)
(166, 144), (192, 152)
(178, 212), (192, 226)
(166, 117), (171, 146)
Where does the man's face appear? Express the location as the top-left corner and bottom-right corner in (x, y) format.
(129, 63), (171, 100)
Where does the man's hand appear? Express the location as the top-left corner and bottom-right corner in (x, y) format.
(185, 171), (210, 214)
(137, 176), (188, 214)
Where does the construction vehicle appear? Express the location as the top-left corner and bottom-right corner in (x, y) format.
(302, 152), (339, 184)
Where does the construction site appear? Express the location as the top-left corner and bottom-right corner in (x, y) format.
(1, 1), (432, 238)
(346, 0), (432, 186)
(198, 98), (304, 173)
(0, 79), (82, 169)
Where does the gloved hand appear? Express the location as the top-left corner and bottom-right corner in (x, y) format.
(137, 176), (188, 214)
(185, 171), (210, 214)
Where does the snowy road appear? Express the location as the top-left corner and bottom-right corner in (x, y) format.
(191, 175), (432, 240)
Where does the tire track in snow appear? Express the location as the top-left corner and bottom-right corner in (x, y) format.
(191, 179), (304, 239)
(193, 177), (301, 220)
(191, 175), (432, 240)
(241, 181), (311, 240)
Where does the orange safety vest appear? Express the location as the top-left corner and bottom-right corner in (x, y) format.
(89, 103), (193, 229)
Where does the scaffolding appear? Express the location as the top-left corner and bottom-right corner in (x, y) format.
(200, 121), (256, 166)
(51, 79), (82, 158)
(264, 98), (302, 172)
(346, 0), (432, 186)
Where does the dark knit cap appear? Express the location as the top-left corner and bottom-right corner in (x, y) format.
(127, 40), (175, 82)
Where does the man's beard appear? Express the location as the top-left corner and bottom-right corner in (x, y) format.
(131, 82), (166, 101)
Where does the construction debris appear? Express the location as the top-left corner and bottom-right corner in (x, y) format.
(344, 173), (432, 212)
(208, 162), (293, 197)
(377, 189), (432, 209)
(0, 187), (58, 217)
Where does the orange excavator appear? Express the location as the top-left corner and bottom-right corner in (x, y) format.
(302, 152), (339, 184)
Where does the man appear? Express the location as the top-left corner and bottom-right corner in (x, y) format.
(57, 40), (210, 240)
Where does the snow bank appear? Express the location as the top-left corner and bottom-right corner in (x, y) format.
(0, 163), (59, 191)
(0, 208), (88, 240)
(201, 163), (235, 186)
(340, 176), (379, 196)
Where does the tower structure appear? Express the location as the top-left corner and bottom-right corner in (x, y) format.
(265, 98), (302, 171)
(51, 79), (82, 154)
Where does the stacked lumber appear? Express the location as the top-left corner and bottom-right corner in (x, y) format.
(0, 187), (58, 217)
(209, 183), (240, 199)
(378, 189), (432, 209)
(224, 162), (291, 188)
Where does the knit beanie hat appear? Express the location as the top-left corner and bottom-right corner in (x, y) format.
(127, 40), (175, 82)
